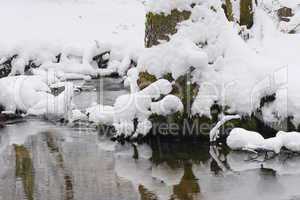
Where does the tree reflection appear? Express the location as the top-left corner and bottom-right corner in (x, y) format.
(209, 145), (231, 175)
(171, 162), (200, 200)
(139, 185), (159, 200)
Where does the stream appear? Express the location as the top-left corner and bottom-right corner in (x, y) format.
(1, 78), (300, 200)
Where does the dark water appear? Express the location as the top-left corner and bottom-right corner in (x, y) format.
(1, 78), (300, 200)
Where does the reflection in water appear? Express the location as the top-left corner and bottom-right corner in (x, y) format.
(42, 132), (74, 200)
(149, 137), (210, 169)
(2, 122), (300, 200)
(172, 162), (200, 200)
(3, 78), (300, 200)
(209, 146), (231, 175)
(139, 185), (158, 200)
(14, 144), (34, 200)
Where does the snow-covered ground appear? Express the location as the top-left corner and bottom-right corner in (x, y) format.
(1, 0), (300, 140)
(0, 0), (145, 48)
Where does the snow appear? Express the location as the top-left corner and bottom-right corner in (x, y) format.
(124, 68), (140, 93)
(86, 104), (114, 125)
(113, 79), (173, 136)
(277, 131), (300, 152)
(69, 109), (87, 122)
(40, 61), (97, 77)
(1, 0), (300, 137)
(227, 128), (300, 153)
(0, 74), (80, 121)
(27, 82), (75, 119)
(137, 0), (300, 128)
(145, 0), (201, 14)
(85, 79), (183, 137)
(151, 95), (183, 115)
(226, 128), (265, 150)
(137, 39), (208, 79)
(0, 75), (51, 112)
(0, 0), (145, 78)
(0, 0), (145, 48)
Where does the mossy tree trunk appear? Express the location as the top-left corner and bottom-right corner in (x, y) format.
(145, 10), (191, 48)
(240, 0), (254, 28)
(224, 0), (234, 21)
(225, 0), (255, 28)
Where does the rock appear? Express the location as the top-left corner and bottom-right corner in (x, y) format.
(277, 7), (293, 22)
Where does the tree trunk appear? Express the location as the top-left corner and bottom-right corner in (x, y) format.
(225, 0), (255, 28)
(240, 0), (254, 28)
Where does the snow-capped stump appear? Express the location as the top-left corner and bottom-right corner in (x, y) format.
(277, 7), (294, 22)
(145, 10), (191, 47)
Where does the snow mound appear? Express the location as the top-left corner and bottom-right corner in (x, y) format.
(227, 128), (300, 153)
(227, 128), (265, 151)
(0, 75), (78, 120)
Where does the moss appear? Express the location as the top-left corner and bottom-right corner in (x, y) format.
(137, 72), (157, 90)
(14, 145), (34, 200)
(145, 10), (191, 48)
(163, 73), (174, 82)
(171, 73), (199, 116)
(240, 0), (254, 28)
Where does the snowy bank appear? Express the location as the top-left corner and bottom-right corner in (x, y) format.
(0, 75), (81, 121)
(0, 0), (145, 78)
